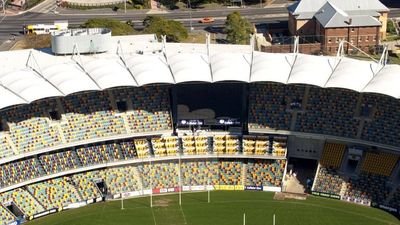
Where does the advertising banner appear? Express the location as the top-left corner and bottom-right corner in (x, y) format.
(340, 196), (370, 206)
(63, 201), (87, 210)
(312, 191), (341, 200)
(245, 186), (263, 191)
(214, 185), (244, 191)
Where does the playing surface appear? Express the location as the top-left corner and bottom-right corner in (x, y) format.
(26, 191), (399, 225)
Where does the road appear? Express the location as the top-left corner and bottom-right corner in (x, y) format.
(0, 5), (399, 42)
(0, 7), (288, 40)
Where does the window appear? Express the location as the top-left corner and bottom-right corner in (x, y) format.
(49, 110), (61, 120)
(366, 36), (369, 42)
(117, 101), (128, 113)
(351, 28), (355, 32)
(328, 38), (332, 43)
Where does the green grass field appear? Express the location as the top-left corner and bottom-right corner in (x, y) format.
(26, 191), (399, 225)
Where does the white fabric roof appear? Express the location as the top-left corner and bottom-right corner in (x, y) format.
(250, 52), (293, 83)
(83, 56), (138, 88)
(325, 57), (376, 92)
(362, 65), (400, 98)
(0, 46), (399, 111)
(211, 53), (251, 82)
(167, 53), (212, 83)
(288, 54), (336, 87)
(125, 54), (174, 86)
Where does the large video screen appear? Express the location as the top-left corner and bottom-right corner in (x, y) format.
(176, 83), (245, 126)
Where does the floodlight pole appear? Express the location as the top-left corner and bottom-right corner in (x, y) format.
(124, 0), (126, 13)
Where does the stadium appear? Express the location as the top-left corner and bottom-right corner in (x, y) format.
(0, 31), (398, 225)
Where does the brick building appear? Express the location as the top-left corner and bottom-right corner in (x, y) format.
(287, 0), (389, 54)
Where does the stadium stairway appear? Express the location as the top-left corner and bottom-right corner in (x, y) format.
(68, 177), (85, 201)
(301, 86), (311, 110)
(241, 162), (247, 186)
(4, 134), (18, 156)
(23, 187), (47, 212)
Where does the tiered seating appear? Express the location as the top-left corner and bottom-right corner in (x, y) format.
(164, 136), (179, 156)
(194, 136), (209, 155)
(246, 159), (285, 187)
(151, 137), (167, 157)
(61, 91), (126, 143)
(138, 162), (178, 189)
(343, 173), (391, 205)
(26, 177), (82, 210)
(181, 160), (219, 186)
(112, 86), (172, 133)
(0, 158), (44, 188)
(361, 152), (398, 177)
(182, 136), (196, 155)
(389, 187), (400, 208)
(119, 140), (138, 159)
(219, 160), (243, 185)
(39, 150), (81, 175)
(76, 143), (123, 166)
(105, 166), (143, 194)
(361, 94), (400, 146)
(134, 139), (150, 158)
(0, 135), (14, 159)
(0, 205), (15, 225)
(225, 135), (240, 155)
(3, 99), (62, 153)
(295, 88), (359, 138)
(312, 167), (345, 195)
(255, 136), (269, 155)
(213, 135), (225, 154)
(248, 83), (298, 130)
(319, 143), (346, 169)
(242, 136), (256, 155)
(271, 137), (287, 156)
(0, 188), (45, 217)
(72, 171), (103, 200)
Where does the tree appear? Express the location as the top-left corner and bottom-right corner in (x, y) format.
(143, 16), (188, 42)
(224, 12), (254, 44)
(83, 18), (135, 36)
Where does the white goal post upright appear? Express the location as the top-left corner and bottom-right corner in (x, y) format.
(150, 160), (153, 208)
(243, 213), (246, 225)
(207, 178), (210, 203)
(273, 214), (276, 225)
(121, 187), (124, 210)
(178, 155), (182, 206)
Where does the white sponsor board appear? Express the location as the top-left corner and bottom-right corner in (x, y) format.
(64, 201), (87, 210)
(263, 186), (281, 192)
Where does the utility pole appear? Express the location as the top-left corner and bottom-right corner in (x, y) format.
(187, 0), (193, 31)
(124, 0), (127, 13)
(1, 0), (6, 15)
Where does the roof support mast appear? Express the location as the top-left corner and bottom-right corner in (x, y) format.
(116, 41), (139, 86)
(161, 35), (177, 84)
(71, 44), (102, 89)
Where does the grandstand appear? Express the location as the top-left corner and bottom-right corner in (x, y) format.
(0, 37), (398, 224)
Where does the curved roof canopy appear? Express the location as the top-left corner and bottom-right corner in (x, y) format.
(0, 47), (399, 111)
